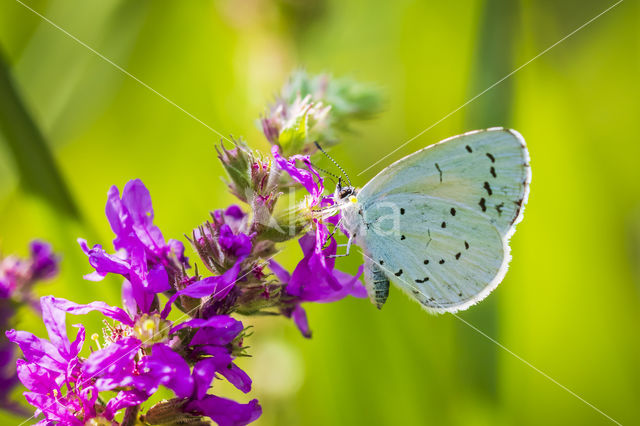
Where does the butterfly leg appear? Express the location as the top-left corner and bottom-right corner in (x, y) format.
(323, 217), (344, 248)
(328, 232), (354, 258)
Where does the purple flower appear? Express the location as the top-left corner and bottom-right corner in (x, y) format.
(28, 241), (59, 282)
(0, 240), (59, 300)
(270, 232), (365, 337)
(46, 256), (250, 408)
(185, 396), (261, 426)
(272, 145), (324, 201)
(191, 205), (253, 273)
(270, 148), (365, 337)
(78, 178), (195, 314)
(106, 179), (188, 268)
(79, 239), (169, 313)
(0, 300), (26, 416)
(6, 296), (138, 424)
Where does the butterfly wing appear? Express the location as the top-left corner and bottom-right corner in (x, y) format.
(354, 128), (530, 312)
(359, 128), (530, 238)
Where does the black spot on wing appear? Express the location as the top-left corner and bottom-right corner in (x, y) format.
(483, 181), (493, 196)
(400, 235), (406, 240)
(479, 198), (487, 212)
(394, 269), (403, 277)
(441, 221), (446, 228)
(455, 252), (461, 260)
(415, 277), (430, 283)
(439, 259), (445, 264)
(379, 260), (384, 265)
(435, 163), (443, 182)
(465, 145), (473, 153)
(486, 153), (495, 163)
(490, 167), (497, 178)
(400, 208), (405, 215)
(423, 259), (429, 265)
(450, 208), (456, 216)
(464, 241), (469, 250)
(495, 202), (504, 216)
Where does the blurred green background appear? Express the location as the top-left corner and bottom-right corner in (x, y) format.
(0, 0), (638, 425)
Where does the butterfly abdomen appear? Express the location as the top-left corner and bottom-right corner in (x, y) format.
(363, 260), (390, 309)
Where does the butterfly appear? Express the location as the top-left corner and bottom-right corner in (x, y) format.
(334, 128), (531, 313)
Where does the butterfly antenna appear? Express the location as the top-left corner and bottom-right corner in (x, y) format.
(314, 141), (352, 186)
(309, 162), (339, 185)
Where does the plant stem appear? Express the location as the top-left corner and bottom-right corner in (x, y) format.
(122, 404), (140, 426)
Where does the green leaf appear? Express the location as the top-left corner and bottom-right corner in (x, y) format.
(0, 49), (80, 219)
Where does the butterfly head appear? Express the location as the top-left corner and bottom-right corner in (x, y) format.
(335, 177), (358, 204)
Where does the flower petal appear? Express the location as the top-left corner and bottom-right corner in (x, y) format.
(147, 264), (170, 293)
(272, 146), (323, 198)
(185, 395), (261, 426)
(78, 239), (130, 276)
(189, 316), (244, 346)
(83, 337), (139, 377)
(193, 358), (218, 400)
(40, 296), (70, 358)
(140, 343), (193, 398)
(122, 179), (166, 253)
(268, 260), (290, 283)
(51, 297), (133, 327)
(161, 260), (243, 318)
(292, 305), (311, 338)
(218, 362), (252, 394)
(6, 329), (66, 372)
(105, 389), (148, 419)
(16, 360), (59, 394)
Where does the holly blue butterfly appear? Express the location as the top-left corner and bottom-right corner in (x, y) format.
(333, 128), (531, 313)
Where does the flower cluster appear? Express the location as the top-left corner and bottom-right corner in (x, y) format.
(0, 240), (59, 303)
(6, 71), (380, 424)
(0, 241), (59, 415)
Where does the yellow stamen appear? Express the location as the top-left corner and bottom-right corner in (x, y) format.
(142, 319), (155, 331)
(91, 333), (102, 350)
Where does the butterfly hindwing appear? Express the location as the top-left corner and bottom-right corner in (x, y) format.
(358, 193), (506, 312)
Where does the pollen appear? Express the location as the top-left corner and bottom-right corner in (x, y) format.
(143, 319), (155, 331)
(349, 196), (358, 203)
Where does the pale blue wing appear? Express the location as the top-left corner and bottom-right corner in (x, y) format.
(358, 128), (530, 238)
(349, 128), (530, 312)
(358, 193), (506, 312)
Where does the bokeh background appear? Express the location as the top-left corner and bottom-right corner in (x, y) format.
(0, 0), (638, 425)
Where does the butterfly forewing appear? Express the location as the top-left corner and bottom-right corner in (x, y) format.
(358, 128), (530, 238)
(351, 128), (530, 312)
